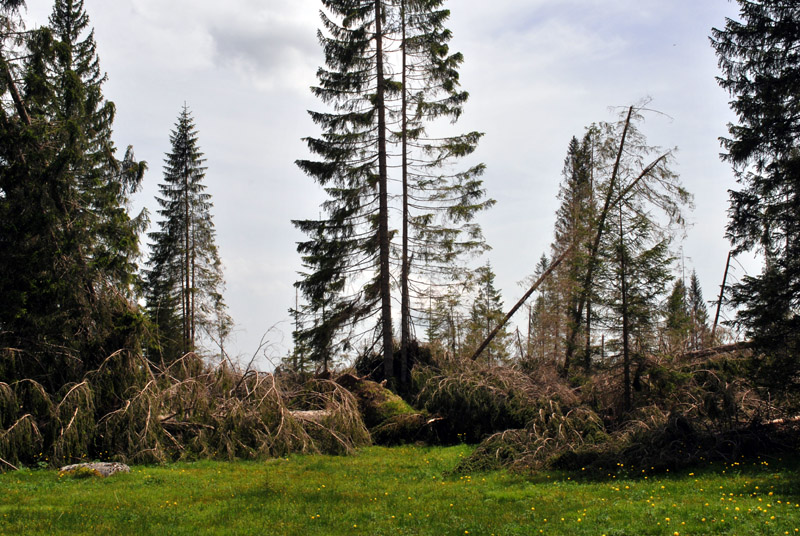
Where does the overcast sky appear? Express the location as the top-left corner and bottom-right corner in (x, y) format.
(23, 0), (750, 368)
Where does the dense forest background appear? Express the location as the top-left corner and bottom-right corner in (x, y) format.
(1, 0), (798, 471)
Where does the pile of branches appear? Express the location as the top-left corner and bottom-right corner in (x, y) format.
(455, 352), (792, 473)
(0, 352), (369, 471)
(414, 358), (579, 443)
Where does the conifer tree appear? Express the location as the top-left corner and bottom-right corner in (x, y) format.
(525, 254), (564, 365)
(0, 0), (146, 391)
(294, 0), (394, 377)
(664, 278), (690, 353)
(687, 270), (709, 351)
(599, 203), (673, 412)
(551, 131), (597, 371)
(295, 0), (490, 382)
(711, 0), (800, 394)
(425, 285), (466, 360)
(464, 262), (509, 365)
(146, 106), (231, 363)
(396, 0), (492, 383)
(562, 107), (690, 376)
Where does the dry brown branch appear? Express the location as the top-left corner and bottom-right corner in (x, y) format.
(0, 456), (19, 471)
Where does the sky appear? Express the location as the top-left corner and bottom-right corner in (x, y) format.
(23, 0), (752, 369)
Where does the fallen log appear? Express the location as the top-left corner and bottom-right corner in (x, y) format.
(681, 341), (753, 361)
(290, 410), (332, 423)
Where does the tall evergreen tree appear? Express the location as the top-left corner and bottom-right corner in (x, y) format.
(294, 0), (394, 377)
(295, 0), (490, 382)
(145, 106), (231, 364)
(562, 107), (690, 376)
(711, 0), (800, 396)
(396, 0), (492, 384)
(0, 0), (146, 391)
(551, 131), (597, 371)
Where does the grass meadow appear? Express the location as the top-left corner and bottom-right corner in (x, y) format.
(1, 445), (799, 535)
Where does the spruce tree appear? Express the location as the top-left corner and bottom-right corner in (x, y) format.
(664, 278), (690, 353)
(294, 0), (394, 376)
(551, 131), (597, 371)
(396, 0), (492, 384)
(145, 105), (231, 364)
(687, 270), (709, 351)
(425, 285), (466, 361)
(599, 204), (673, 412)
(524, 254), (564, 366)
(464, 262), (510, 365)
(711, 0), (800, 395)
(0, 0), (146, 391)
(562, 107), (690, 376)
(295, 0), (490, 382)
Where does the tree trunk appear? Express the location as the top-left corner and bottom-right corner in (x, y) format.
(399, 0), (410, 388)
(584, 300), (592, 371)
(375, 0), (394, 383)
(470, 244), (573, 361)
(619, 205), (631, 413)
(183, 168), (191, 355)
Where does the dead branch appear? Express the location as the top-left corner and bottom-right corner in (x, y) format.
(0, 52), (31, 126)
(681, 341), (753, 361)
(0, 456), (19, 471)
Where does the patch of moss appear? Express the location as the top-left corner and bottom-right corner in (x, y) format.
(337, 375), (415, 429)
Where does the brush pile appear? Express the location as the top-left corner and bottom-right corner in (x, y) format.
(413, 351), (794, 473)
(1, 352), (370, 470)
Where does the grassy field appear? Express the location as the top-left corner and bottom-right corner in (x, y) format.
(1, 445), (799, 535)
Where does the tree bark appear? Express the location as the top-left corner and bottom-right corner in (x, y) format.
(619, 204), (631, 413)
(0, 55), (31, 126)
(681, 341), (752, 361)
(399, 0), (410, 388)
(375, 0), (394, 383)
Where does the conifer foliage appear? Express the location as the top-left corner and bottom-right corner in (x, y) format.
(146, 106), (231, 364)
(711, 0), (800, 396)
(463, 263), (510, 365)
(0, 0), (146, 392)
(295, 0), (491, 383)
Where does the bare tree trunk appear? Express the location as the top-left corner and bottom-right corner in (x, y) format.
(181, 170), (192, 354)
(399, 0), (410, 388)
(470, 244), (573, 361)
(184, 164), (191, 355)
(681, 340), (752, 360)
(0, 56), (31, 126)
(584, 301), (592, 371)
(375, 0), (394, 383)
(619, 204), (631, 413)
(190, 225), (196, 351)
(712, 250), (732, 344)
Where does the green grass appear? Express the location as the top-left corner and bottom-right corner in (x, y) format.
(1, 445), (799, 535)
